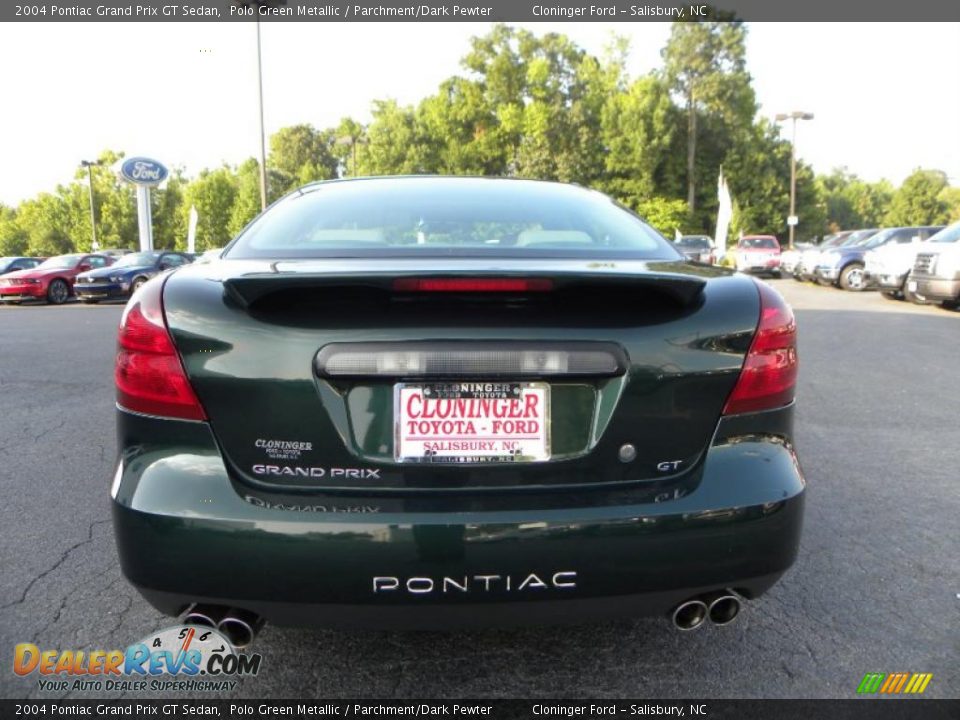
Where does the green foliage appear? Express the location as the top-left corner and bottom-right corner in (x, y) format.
(598, 74), (679, 206)
(939, 186), (960, 223)
(0, 205), (29, 256)
(2, 24), (956, 256)
(152, 169), (187, 250)
(228, 159), (263, 237)
(633, 197), (690, 236)
(269, 124), (339, 192)
(661, 19), (756, 211)
(883, 169), (950, 226)
(183, 167), (237, 251)
(821, 167), (895, 230)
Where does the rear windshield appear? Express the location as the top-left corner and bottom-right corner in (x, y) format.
(114, 252), (160, 267)
(225, 178), (680, 261)
(677, 237), (711, 249)
(738, 236), (778, 249)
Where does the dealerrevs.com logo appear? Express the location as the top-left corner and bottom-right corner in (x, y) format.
(14, 625), (262, 693)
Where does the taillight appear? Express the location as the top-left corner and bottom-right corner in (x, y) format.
(115, 278), (206, 421)
(392, 278), (553, 293)
(723, 280), (798, 415)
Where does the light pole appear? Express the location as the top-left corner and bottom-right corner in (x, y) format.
(254, 17), (268, 211)
(775, 111), (814, 250)
(336, 134), (368, 176)
(236, 1), (287, 210)
(80, 160), (101, 251)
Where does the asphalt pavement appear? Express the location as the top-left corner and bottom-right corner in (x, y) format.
(1, 280), (958, 700)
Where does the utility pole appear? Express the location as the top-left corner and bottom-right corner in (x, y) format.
(775, 111), (814, 250)
(80, 160), (100, 251)
(236, 1), (288, 210)
(255, 17), (268, 210)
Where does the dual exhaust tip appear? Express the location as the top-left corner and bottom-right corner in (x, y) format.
(180, 605), (264, 649)
(672, 591), (742, 631)
(179, 595), (738, 641)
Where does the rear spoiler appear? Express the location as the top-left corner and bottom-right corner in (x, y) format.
(223, 270), (707, 308)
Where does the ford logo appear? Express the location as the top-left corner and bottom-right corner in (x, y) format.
(119, 157), (168, 186)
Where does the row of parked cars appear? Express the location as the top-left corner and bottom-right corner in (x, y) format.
(676, 234), (791, 278)
(0, 249), (197, 305)
(677, 219), (960, 307)
(783, 220), (960, 305)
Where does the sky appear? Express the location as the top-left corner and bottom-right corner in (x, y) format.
(0, 21), (958, 206)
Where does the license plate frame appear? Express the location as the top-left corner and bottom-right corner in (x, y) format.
(394, 381), (550, 464)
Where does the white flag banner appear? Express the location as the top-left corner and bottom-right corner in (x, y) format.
(187, 205), (199, 254)
(715, 169), (732, 257)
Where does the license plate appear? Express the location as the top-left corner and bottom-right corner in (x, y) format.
(395, 382), (549, 463)
(908, 280), (918, 292)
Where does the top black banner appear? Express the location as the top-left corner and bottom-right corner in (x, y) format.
(4, 0), (960, 22)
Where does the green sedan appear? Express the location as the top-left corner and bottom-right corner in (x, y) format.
(111, 176), (804, 644)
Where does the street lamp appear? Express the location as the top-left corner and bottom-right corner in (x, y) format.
(80, 160), (101, 251)
(775, 111), (814, 250)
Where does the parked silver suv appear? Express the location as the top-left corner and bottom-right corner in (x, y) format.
(909, 220), (960, 306)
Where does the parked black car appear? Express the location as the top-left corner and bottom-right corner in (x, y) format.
(674, 235), (716, 264)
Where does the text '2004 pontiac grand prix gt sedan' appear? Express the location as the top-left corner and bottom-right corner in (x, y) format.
(111, 177), (804, 645)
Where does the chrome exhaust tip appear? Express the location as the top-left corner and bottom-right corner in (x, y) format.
(707, 592), (742, 626)
(179, 603), (226, 629)
(217, 608), (264, 649)
(672, 599), (708, 631)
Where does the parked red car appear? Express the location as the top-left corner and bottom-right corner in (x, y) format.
(0, 253), (113, 305)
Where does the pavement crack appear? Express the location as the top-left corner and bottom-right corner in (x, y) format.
(31, 418), (66, 443)
(0, 518), (111, 611)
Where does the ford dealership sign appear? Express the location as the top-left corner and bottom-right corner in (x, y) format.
(119, 157), (168, 186)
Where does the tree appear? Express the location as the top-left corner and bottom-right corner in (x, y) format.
(661, 19), (755, 213)
(183, 167), (238, 250)
(333, 117), (367, 176)
(939, 186), (960, 223)
(152, 169), (187, 250)
(723, 119), (825, 237)
(414, 76), (506, 176)
(0, 205), (29, 256)
(884, 169), (950, 226)
(634, 197), (690, 236)
(228, 159), (263, 237)
(356, 100), (422, 176)
(269, 124), (339, 192)
(599, 74), (680, 208)
(16, 193), (75, 257)
(820, 167), (894, 231)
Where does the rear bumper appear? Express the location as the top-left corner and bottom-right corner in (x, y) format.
(112, 407), (805, 629)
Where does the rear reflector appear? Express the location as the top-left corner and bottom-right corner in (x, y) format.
(392, 278), (553, 293)
(722, 280), (798, 415)
(316, 342), (626, 378)
(115, 278), (207, 421)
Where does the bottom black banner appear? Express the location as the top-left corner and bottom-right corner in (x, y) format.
(0, 700), (957, 720)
